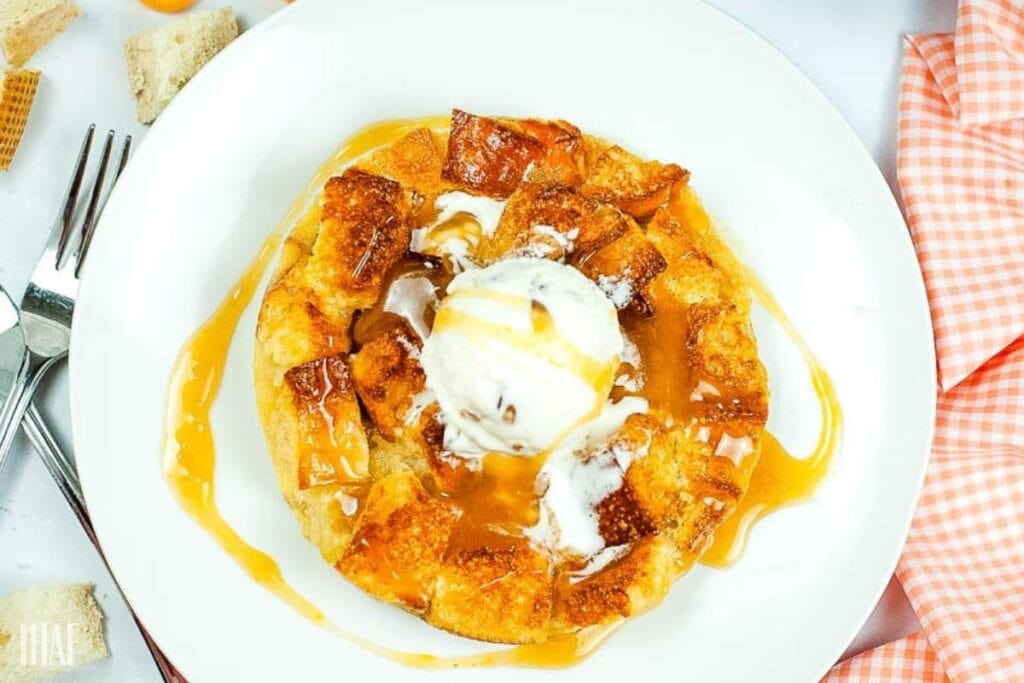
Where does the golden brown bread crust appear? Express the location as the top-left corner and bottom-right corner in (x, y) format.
(442, 109), (545, 198)
(254, 110), (768, 644)
(350, 324), (425, 441)
(581, 144), (689, 218)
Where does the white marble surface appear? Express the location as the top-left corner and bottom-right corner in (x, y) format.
(0, 1), (956, 680)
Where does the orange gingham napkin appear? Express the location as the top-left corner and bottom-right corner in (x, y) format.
(824, 1), (1024, 681)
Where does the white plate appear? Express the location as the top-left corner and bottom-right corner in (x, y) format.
(69, 0), (936, 680)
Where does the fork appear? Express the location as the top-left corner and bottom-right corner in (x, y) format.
(0, 126), (184, 681)
(0, 126), (127, 473)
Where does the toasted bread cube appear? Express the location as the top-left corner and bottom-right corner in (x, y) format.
(590, 414), (659, 546)
(685, 303), (770, 407)
(306, 168), (412, 310)
(441, 109), (545, 198)
(0, 68), (39, 171)
(358, 127), (449, 196)
(577, 224), (667, 309)
(482, 184), (629, 262)
(502, 117), (587, 187)
(556, 536), (675, 628)
(645, 206), (731, 304)
(405, 403), (475, 493)
(337, 471), (459, 612)
(350, 325), (426, 441)
(431, 540), (554, 643)
(596, 483), (656, 546)
(581, 145), (688, 218)
(624, 421), (704, 529)
(124, 8), (238, 123)
(284, 354), (370, 490)
(0, 0), (79, 67)
(257, 269), (350, 369)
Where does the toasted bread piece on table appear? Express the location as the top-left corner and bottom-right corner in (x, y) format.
(0, 0), (78, 67)
(124, 7), (238, 123)
(0, 68), (39, 171)
(0, 583), (107, 680)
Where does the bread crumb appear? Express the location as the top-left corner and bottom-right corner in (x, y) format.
(0, 583), (108, 682)
(124, 7), (239, 124)
(0, 0), (79, 67)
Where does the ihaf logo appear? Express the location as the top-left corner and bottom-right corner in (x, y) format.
(19, 622), (79, 667)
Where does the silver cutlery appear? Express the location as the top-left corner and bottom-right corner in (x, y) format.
(0, 125), (127, 473)
(0, 126), (185, 681)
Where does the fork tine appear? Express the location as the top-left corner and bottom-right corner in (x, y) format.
(66, 130), (114, 274)
(113, 135), (131, 180)
(75, 134), (131, 276)
(53, 125), (96, 266)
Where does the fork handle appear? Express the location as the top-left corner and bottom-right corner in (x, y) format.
(23, 404), (187, 682)
(0, 350), (56, 475)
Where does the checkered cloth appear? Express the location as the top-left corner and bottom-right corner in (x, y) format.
(824, 1), (1024, 681)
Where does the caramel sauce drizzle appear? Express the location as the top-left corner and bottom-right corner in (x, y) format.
(701, 274), (843, 568)
(160, 116), (841, 670)
(162, 232), (325, 623)
(416, 212), (486, 261)
(442, 453), (546, 552)
(619, 279), (693, 421)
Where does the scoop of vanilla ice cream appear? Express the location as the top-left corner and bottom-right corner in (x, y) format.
(420, 257), (623, 456)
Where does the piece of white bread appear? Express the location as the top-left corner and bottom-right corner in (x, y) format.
(0, 583), (108, 682)
(0, 68), (40, 172)
(125, 7), (239, 124)
(0, 0), (80, 67)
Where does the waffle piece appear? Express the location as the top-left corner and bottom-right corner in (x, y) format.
(0, 0), (79, 67)
(0, 69), (39, 171)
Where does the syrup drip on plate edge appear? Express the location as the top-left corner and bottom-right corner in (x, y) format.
(161, 116), (842, 669)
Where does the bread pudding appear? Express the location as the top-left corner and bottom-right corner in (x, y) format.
(253, 110), (769, 644)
